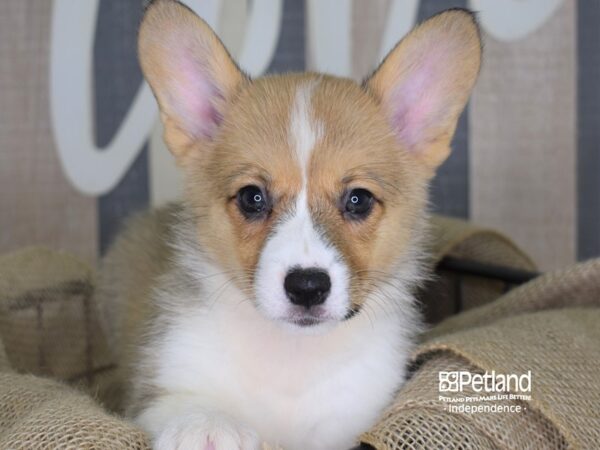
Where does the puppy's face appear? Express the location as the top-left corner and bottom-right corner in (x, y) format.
(139, 0), (481, 330)
(198, 76), (428, 328)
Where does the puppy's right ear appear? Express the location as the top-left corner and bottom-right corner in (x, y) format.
(138, 0), (247, 162)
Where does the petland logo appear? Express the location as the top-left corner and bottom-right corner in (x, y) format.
(439, 370), (532, 394)
(438, 370), (533, 414)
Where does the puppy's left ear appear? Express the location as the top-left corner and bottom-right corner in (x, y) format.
(365, 9), (481, 171)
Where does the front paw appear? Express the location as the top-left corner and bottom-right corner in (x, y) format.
(154, 413), (260, 450)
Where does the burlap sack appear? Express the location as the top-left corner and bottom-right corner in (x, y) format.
(0, 248), (149, 448)
(418, 216), (537, 324)
(361, 258), (600, 449)
(0, 247), (122, 411)
(0, 372), (150, 449)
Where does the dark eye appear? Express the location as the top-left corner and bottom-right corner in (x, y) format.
(343, 188), (374, 219)
(237, 185), (269, 219)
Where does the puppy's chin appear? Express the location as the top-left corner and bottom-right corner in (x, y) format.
(254, 299), (350, 335)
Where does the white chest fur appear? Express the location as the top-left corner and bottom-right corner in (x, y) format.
(137, 272), (417, 450)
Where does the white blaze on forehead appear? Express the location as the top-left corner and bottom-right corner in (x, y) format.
(289, 80), (324, 180)
(253, 81), (350, 323)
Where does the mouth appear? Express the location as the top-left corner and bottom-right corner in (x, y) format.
(291, 316), (323, 327)
(283, 305), (359, 328)
(285, 307), (333, 327)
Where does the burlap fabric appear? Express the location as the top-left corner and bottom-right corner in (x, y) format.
(0, 248), (150, 448)
(361, 258), (600, 449)
(419, 215), (537, 324)
(0, 217), (598, 449)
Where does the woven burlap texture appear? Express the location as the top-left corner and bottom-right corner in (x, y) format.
(1, 217), (598, 449)
(419, 215), (537, 324)
(0, 248), (150, 448)
(361, 258), (600, 450)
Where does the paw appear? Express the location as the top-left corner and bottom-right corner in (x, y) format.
(154, 413), (260, 450)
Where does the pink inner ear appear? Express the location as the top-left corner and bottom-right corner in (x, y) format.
(386, 49), (451, 152)
(169, 56), (224, 140)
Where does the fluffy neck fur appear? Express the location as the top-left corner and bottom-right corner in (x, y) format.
(126, 204), (426, 450)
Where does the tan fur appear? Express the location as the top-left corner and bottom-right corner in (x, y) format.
(307, 77), (430, 306)
(185, 75), (305, 278)
(167, 73), (431, 309)
(100, 1), (482, 431)
(366, 10), (481, 169)
(135, 3), (481, 312)
(138, 0), (249, 162)
(96, 204), (180, 402)
(108, 1), (482, 343)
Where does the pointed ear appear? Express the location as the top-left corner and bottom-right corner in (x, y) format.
(365, 9), (481, 171)
(138, 0), (247, 161)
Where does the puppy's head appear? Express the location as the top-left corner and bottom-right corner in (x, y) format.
(139, 1), (481, 330)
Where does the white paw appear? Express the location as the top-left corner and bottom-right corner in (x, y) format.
(154, 413), (260, 450)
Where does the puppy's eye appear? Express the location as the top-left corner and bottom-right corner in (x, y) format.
(237, 185), (269, 219)
(343, 188), (374, 219)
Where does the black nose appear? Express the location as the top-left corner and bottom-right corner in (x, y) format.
(284, 268), (331, 308)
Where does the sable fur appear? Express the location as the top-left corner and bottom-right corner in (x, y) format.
(97, 1), (481, 449)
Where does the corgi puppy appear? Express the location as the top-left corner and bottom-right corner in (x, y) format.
(98, 1), (481, 449)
